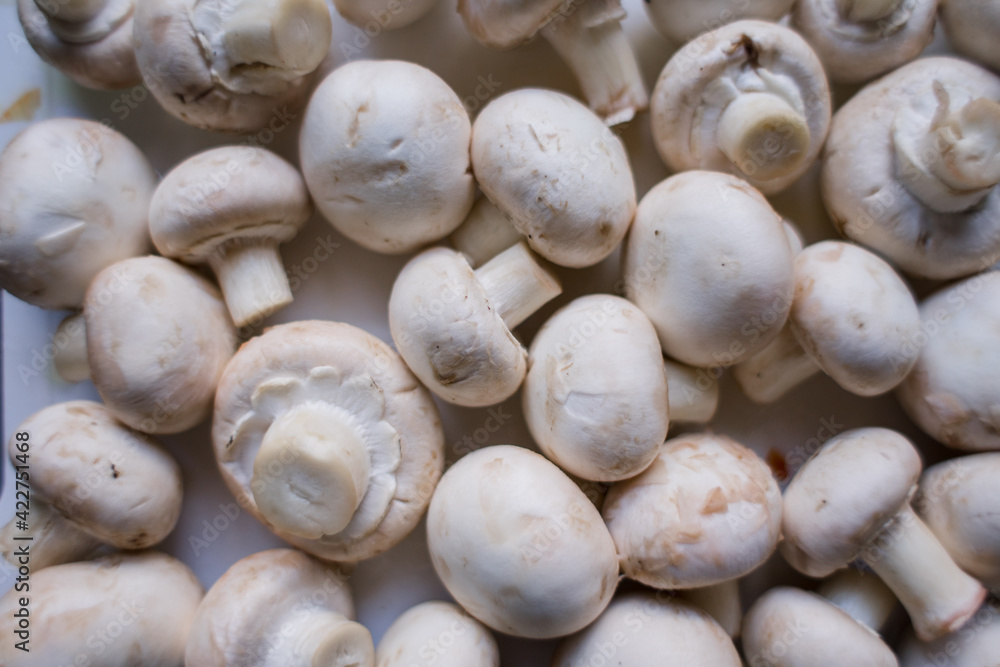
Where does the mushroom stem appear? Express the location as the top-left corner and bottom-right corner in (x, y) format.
(252, 404), (371, 540)
(817, 569), (897, 633)
(733, 325), (819, 404)
(859, 504), (985, 641)
(717, 92), (811, 182)
(450, 198), (522, 268)
(53, 313), (90, 383)
(293, 611), (375, 666)
(35, 0), (107, 24)
(539, 0), (648, 125)
(221, 0), (331, 80)
(473, 242), (561, 330)
(0, 498), (102, 570)
(663, 358), (719, 424)
(681, 579), (743, 638)
(208, 241), (293, 328)
(835, 0), (902, 22)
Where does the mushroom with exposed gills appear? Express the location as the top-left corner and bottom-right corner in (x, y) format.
(939, 0), (1000, 73)
(375, 601), (499, 667)
(644, 0), (795, 45)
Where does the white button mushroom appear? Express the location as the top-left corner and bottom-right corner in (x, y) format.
(186, 549), (373, 667)
(0, 118), (156, 310)
(457, 0), (647, 125)
(939, 0), (1000, 73)
(85, 256), (237, 434)
(132, 0), (332, 132)
(522, 294), (669, 482)
(52, 313), (90, 383)
(821, 57), (1000, 279)
(651, 21), (832, 194)
(663, 358), (721, 425)
(780, 427), (987, 641)
(299, 60), (475, 254)
(678, 580), (743, 638)
(375, 601), (499, 667)
(898, 603), (1000, 667)
(212, 320), (445, 562)
(0, 401), (183, 570)
(0, 551), (203, 666)
(602, 432), (783, 589)
(389, 243), (561, 407)
(149, 146), (313, 328)
(333, 0), (438, 30)
(816, 568), (898, 634)
(895, 271), (1000, 451)
(644, 0), (795, 45)
(426, 445), (619, 638)
(622, 170), (795, 368)
(471, 88), (637, 268)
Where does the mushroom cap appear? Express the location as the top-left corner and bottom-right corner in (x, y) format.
(523, 294), (669, 482)
(789, 241), (920, 396)
(300, 60), (474, 254)
(917, 453), (1000, 588)
(821, 57), (1000, 279)
(645, 0), (795, 44)
(150, 146), (312, 262)
(651, 20), (831, 194)
(602, 432), (783, 589)
(622, 170), (794, 367)
(939, 0), (1000, 73)
(897, 604), (1000, 667)
(10, 401), (183, 549)
(375, 601), (499, 667)
(333, 0), (439, 30)
(426, 445), (619, 638)
(185, 549), (357, 666)
(0, 551), (203, 666)
(389, 247), (526, 407)
(553, 592), (742, 667)
(742, 587), (898, 667)
(780, 427), (922, 577)
(213, 320), (445, 562)
(0, 118), (155, 309)
(895, 271), (1000, 451)
(85, 256), (236, 434)
(471, 88), (636, 268)
(457, 0), (566, 49)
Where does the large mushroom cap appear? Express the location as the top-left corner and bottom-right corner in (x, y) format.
(375, 601), (499, 667)
(939, 0), (1000, 73)
(457, 0), (567, 49)
(898, 603), (1000, 667)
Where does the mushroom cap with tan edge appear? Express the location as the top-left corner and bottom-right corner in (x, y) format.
(622, 170), (795, 368)
(742, 587), (898, 667)
(0, 551), (203, 666)
(898, 604), (1000, 667)
(0, 118), (155, 310)
(553, 592), (742, 667)
(821, 57), (1000, 280)
(651, 20), (831, 195)
(85, 256), (237, 434)
(602, 432), (783, 589)
(644, 0), (795, 45)
(333, 0), (439, 30)
(522, 294), (669, 482)
(790, 240), (921, 397)
(939, 0), (1000, 73)
(132, 0), (332, 133)
(375, 601), (499, 667)
(471, 88), (636, 268)
(213, 320), (445, 563)
(426, 445), (619, 639)
(186, 548), (374, 667)
(300, 60), (474, 254)
(895, 270), (1000, 452)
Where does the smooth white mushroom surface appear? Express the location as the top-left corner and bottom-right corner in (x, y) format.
(449, 196), (524, 268)
(523, 294), (669, 482)
(651, 20), (832, 194)
(375, 601), (499, 667)
(822, 57), (1000, 279)
(663, 358), (720, 425)
(333, 0), (438, 30)
(679, 580), (743, 639)
(898, 602), (1000, 667)
(816, 568), (898, 634)
(426, 445), (619, 638)
(301, 60), (475, 254)
(644, 0), (795, 45)
(52, 313), (90, 383)
(0, 118), (155, 310)
(213, 320), (444, 562)
(939, 0), (1000, 73)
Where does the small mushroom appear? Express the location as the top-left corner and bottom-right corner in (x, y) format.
(679, 580), (743, 638)
(821, 57), (1000, 279)
(85, 256), (237, 434)
(375, 601), (499, 667)
(457, 0), (647, 124)
(52, 313), (90, 383)
(300, 60), (475, 254)
(792, 0), (937, 84)
(0, 401), (183, 570)
(663, 358), (720, 425)
(426, 445), (619, 638)
(149, 146), (313, 328)
(213, 321), (444, 562)
(17, 0), (141, 88)
(939, 0), (1000, 73)
(602, 432), (783, 589)
(333, 0), (438, 29)
(0, 118), (155, 310)
(0, 551), (203, 666)
(780, 427), (986, 641)
(470, 88), (637, 268)
(644, 0), (795, 45)
(895, 270), (1000, 451)
(186, 549), (373, 666)
(816, 568), (898, 633)
(389, 243), (561, 407)
(522, 294), (669, 482)
(898, 602), (1000, 667)
(651, 21), (832, 194)
(449, 197), (523, 268)
(553, 592), (742, 666)
(133, 0), (332, 132)
(622, 170), (794, 368)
